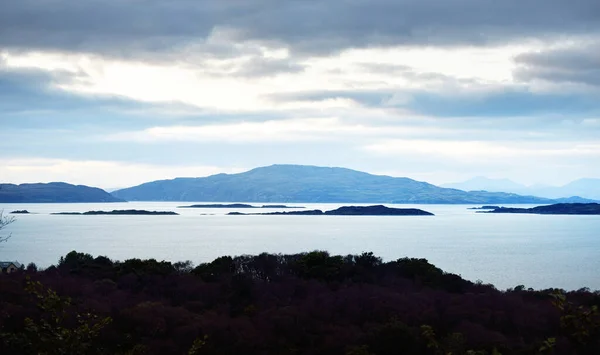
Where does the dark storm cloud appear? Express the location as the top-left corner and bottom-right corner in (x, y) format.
(2, 0), (599, 58)
(514, 44), (600, 87)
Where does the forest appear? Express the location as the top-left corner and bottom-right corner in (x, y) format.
(0, 250), (598, 355)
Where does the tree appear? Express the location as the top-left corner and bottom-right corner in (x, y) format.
(1, 278), (112, 354)
(0, 210), (15, 243)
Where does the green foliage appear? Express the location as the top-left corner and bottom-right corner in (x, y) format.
(192, 256), (234, 281)
(421, 325), (503, 355)
(188, 335), (208, 355)
(396, 258), (469, 292)
(550, 291), (600, 352)
(1, 278), (111, 355)
(58, 250), (94, 270)
(354, 252), (382, 268)
(538, 337), (556, 353)
(117, 257), (174, 276)
(294, 251), (344, 281)
(174, 260), (194, 274)
(367, 319), (421, 355)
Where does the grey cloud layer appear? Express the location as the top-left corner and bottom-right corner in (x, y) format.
(515, 43), (600, 87)
(2, 0), (599, 186)
(2, 0), (599, 56)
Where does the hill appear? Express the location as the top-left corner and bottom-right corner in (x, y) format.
(537, 178), (600, 200)
(443, 177), (600, 201)
(442, 176), (527, 193)
(0, 182), (124, 203)
(112, 164), (557, 204)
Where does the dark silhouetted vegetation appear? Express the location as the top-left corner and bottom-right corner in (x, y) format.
(1, 251), (599, 354)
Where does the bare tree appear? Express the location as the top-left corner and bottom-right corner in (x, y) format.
(0, 210), (15, 243)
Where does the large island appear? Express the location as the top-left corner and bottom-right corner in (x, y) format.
(111, 164), (568, 204)
(228, 205), (434, 216)
(485, 203), (600, 215)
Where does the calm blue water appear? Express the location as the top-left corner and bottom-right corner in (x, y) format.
(1, 202), (598, 291)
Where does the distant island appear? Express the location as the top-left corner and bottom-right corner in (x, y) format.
(178, 203), (304, 209)
(467, 206), (500, 210)
(228, 205), (434, 216)
(52, 210), (178, 216)
(111, 164), (576, 204)
(0, 182), (123, 203)
(10, 210), (31, 214)
(484, 203), (600, 215)
(443, 176), (600, 201)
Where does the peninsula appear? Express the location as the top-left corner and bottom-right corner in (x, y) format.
(0, 182), (123, 203)
(485, 203), (600, 215)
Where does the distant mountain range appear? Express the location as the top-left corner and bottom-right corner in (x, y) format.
(111, 164), (588, 204)
(442, 177), (600, 200)
(0, 183), (123, 203)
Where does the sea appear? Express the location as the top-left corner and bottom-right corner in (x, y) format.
(1, 202), (599, 291)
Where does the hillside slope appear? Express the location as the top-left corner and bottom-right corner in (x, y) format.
(0, 182), (124, 203)
(112, 165), (555, 204)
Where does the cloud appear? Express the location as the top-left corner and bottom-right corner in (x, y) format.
(0, 42), (535, 114)
(514, 40), (600, 88)
(1, 0), (599, 59)
(364, 140), (600, 162)
(0, 158), (245, 189)
(104, 117), (457, 143)
(1, 0), (599, 187)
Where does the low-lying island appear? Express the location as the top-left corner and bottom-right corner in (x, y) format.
(52, 210), (179, 216)
(228, 205), (434, 216)
(483, 203), (600, 215)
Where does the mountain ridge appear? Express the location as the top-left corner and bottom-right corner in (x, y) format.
(112, 164), (567, 204)
(442, 176), (600, 200)
(0, 182), (124, 203)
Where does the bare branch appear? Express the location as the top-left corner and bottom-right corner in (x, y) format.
(0, 210), (16, 243)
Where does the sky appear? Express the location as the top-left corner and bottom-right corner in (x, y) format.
(1, 0), (599, 189)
